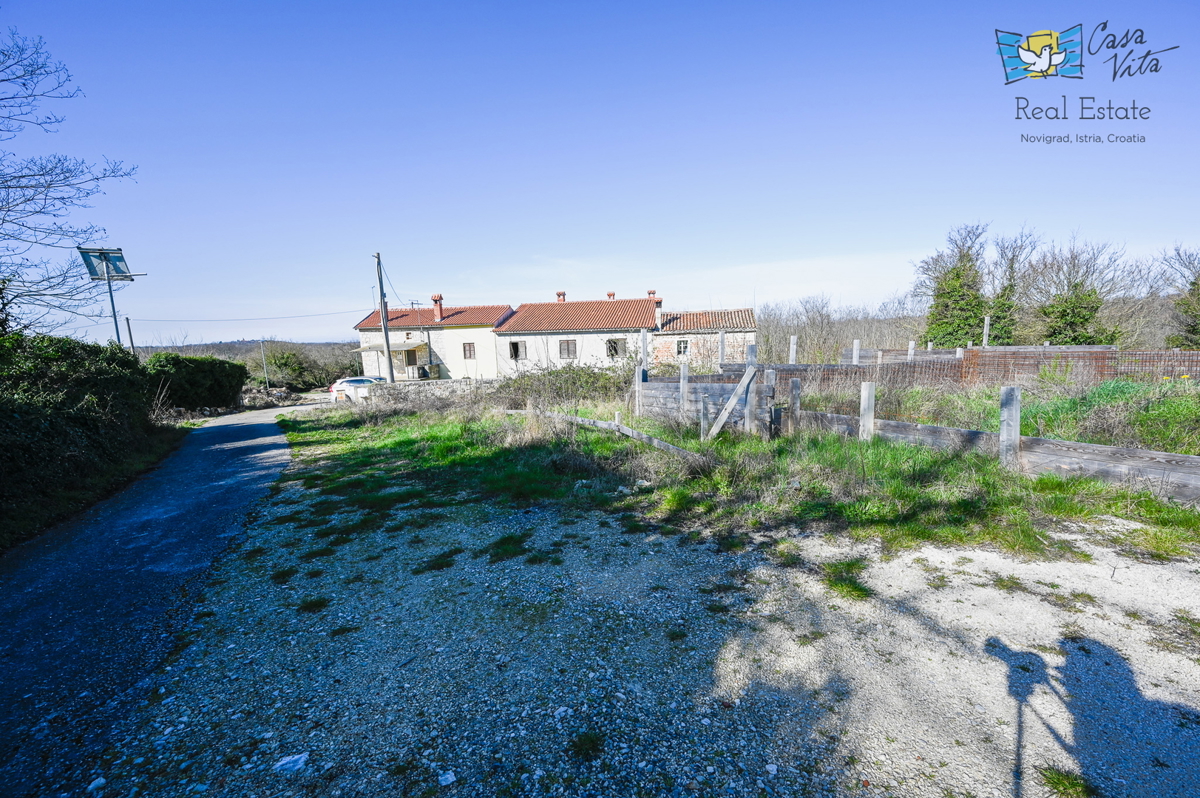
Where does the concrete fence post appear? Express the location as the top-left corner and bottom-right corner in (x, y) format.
(908, 341), (915, 362)
(615, 411), (622, 427)
(789, 377), (801, 435)
(955, 347), (964, 359)
(718, 331), (726, 365)
(1000, 386), (1021, 470)
(788, 335), (797, 365)
(700, 394), (710, 439)
(982, 316), (991, 347)
(746, 369), (759, 436)
(852, 339), (861, 365)
(747, 343), (758, 366)
(876, 349), (883, 365)
(859, 382), (876, 441)
(679, 362), (689, 420)
(927, 341), (933, 351)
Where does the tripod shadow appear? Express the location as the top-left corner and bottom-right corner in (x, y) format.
(986, 636), (1200, 798)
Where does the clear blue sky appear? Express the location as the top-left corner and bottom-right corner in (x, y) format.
(6, 1), (1197, 343)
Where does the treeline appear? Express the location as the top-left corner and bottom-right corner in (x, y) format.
(0, 332), (249, 547)
(136, 340), (359, 391)
(758, 225), (1200, 363)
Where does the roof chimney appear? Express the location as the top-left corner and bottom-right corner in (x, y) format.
(647, 290), (656, 298)
(556, 291), (566, 303)
(431, 293), (444, 322)
(648, 290), (662, 326)
(607, 291), (615, 300)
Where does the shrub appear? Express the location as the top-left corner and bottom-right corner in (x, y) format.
(0, 333), (154, 546)
(144, 352), (248, 409)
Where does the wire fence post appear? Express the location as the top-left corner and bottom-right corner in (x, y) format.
(788, 335), (797, 365)
(700, 394), (710, 439)
(1000, 386), (1022, 470)
(679, 362), (689, 421)
(852, 339), (861, 365)
(789, 377), (801, 435)
(859, 381), (875, 441)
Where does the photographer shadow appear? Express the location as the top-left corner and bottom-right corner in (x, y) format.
(987, 636), (1200, 798)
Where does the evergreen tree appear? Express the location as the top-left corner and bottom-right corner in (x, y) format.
(987, 280), (1018, 346)
(1165, 274), (1200, 349)
(920, 258), (986, 348)
(1039, 282), (1120, 345)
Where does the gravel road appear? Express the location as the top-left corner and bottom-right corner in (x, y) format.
(84, 463), (1200, 798)
(0, 406), (317, 797)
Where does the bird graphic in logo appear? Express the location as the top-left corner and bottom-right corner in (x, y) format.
(996, 25), (1084, 83)
(1018, 38), (1066, 76)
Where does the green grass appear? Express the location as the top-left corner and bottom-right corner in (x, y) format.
(568, 730), (606, 761)
(270, 566), (299, 584)
(477, 532), (533, 563)
(276, 403), (1200, 562)
(411, 547), (465, 575)
(821, 558), (873, 600)
(297, 596), (330, 613)
(1036, 765), (1098, 797)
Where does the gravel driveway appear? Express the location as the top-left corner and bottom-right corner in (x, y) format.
(0, 405), (317, 797)
(79, 459), (1200, 798)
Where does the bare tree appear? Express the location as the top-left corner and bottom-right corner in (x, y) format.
(0, 28), (134, 335)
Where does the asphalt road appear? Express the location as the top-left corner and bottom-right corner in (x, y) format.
(0, 405), (315, 797)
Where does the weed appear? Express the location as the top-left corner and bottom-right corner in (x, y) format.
(297, 597), (330, 613)
(270, 567), (299, 585)
(411, 547), (465, 575)
(299, 546), (336, 561)
(991, 574), (1028, 593)
(704, 602), (730, 614)
(1036, 765), (1098, 797)
(666, 628), (688, 642)
(242, 546), (268, 560)
(1061, 622), (1086, 641)
(568, 730), (606, 761)
(822, 558), (872, 600)
(304, 569), (324, 578)
(769, 540), (805, 567)
(478, 532), (532, 563)
(330, 625), (361, 637)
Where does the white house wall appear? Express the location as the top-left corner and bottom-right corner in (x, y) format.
(495, 331), (645, 377)
(358, 326), (502, 380)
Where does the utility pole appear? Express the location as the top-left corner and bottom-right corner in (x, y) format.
(260, 340), (271, 390)
(375, 253), (395, 383)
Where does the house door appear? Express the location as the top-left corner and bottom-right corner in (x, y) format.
(405, 349), (418, 366)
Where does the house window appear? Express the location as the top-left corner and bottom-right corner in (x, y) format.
(606, 339), (627, 357)
(509, 341), (526, 360)
(559, 340), (577, 359)
(677, 340), (689, 355)
(463, 342), (476, 360)
(405, 331), (412, 340)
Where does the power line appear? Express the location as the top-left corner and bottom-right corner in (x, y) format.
(132, 309), (368, 322)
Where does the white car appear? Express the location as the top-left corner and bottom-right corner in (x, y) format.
(329, 376), (387, 400)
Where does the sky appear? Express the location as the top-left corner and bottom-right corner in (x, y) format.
(5, 1), (1197, 343)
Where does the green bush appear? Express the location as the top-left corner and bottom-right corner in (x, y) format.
(0, 333), (156, 545)
(144, 352), (248, 409)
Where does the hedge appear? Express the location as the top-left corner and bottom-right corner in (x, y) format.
(0, 334), (153, 540)
(144, 352), (249, 409)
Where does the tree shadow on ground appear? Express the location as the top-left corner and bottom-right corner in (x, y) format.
(987, 636), (1200, 798)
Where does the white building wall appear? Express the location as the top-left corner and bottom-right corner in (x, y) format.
(358, 326), (503, 380)
(495, 330), (646, 377)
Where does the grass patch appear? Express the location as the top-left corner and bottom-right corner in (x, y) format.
(821, 558), (872, 600)
(297, 597), (330, 613)
(270, 566), (299, 584)
(477, 532), (533, 563)
(666, 628), (688, 641)
(1036, 765), (1098, 797)
(299, 546), (336, 561)
(330, 625), (361, 637)
(568, 730), (605, 761)
(411, 547), (465, 575)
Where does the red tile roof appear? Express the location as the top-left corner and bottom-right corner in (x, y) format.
(496, 298), (658, 333)
(658, 309), (756, 333)
(354, 305), (514, 330)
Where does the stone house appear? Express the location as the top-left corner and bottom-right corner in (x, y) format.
(652, 309), (756, 371)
